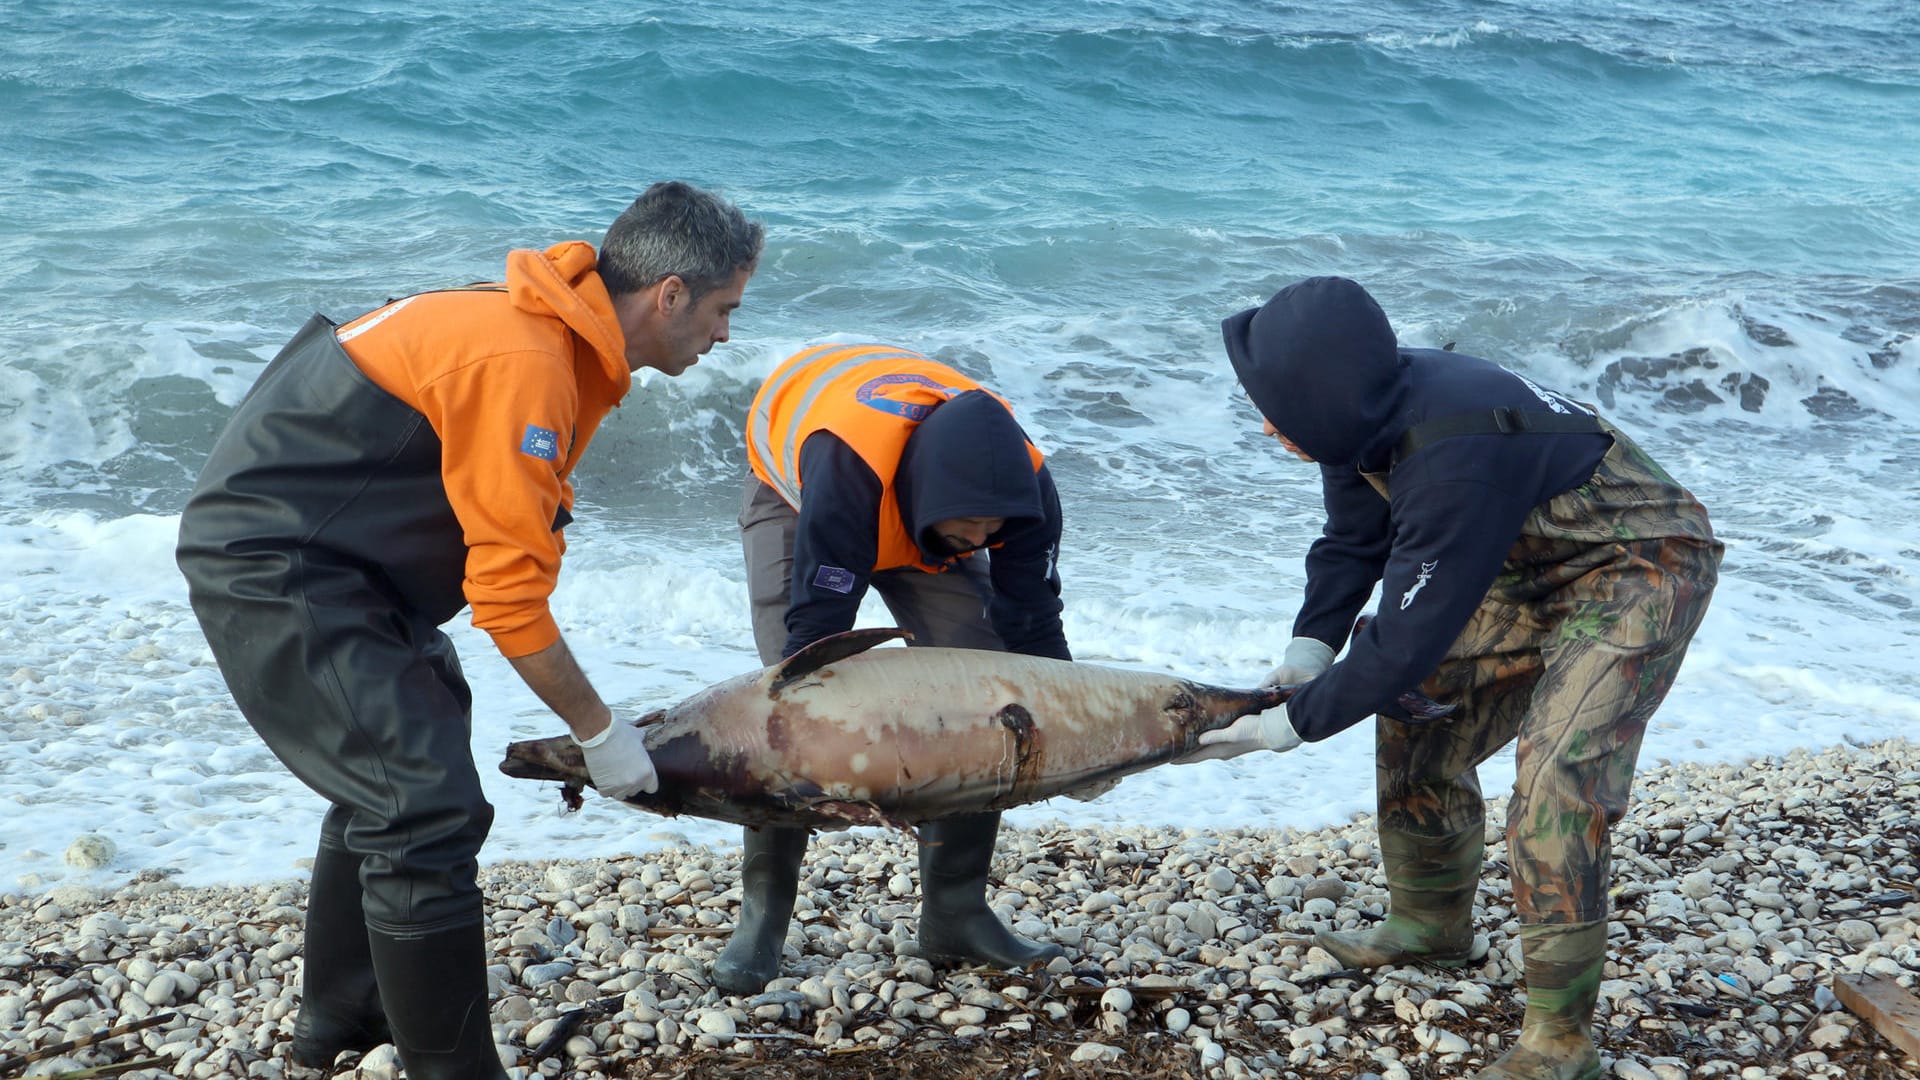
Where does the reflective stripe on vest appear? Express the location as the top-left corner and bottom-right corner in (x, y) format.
(748, 343), (934, 508)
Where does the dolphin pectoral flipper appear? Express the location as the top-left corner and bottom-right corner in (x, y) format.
(770, 627), (913, 692)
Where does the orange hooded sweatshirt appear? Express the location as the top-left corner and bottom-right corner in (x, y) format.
(334, 241), (631, 658)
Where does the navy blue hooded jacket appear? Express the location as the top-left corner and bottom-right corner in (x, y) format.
(783, 389), (1070, 661)
(1223, 277), (1611, 741)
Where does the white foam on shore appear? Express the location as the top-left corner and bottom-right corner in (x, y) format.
(2, 493), (1914, 897)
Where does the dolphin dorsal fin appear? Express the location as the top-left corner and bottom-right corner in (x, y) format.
(770, 627), (912, 693)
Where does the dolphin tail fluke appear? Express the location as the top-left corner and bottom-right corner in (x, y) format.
(1204, 682), (1297, 722)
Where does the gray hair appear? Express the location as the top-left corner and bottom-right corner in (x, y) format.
(598, 181), (764, 301)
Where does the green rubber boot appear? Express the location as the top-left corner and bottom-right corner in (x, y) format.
(917, 812), (1065, 968)
(1315, 825), (1485, 969)
(1471, 921), (1607, 1080)
(711, 826), (810, 995)
(290, 832), (390, 1068)
(365, 921), (507, 1080)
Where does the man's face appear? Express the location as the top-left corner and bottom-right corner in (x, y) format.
(930, 516), (1005, 556)
(626, 267), (751, 376)
(1262, 416), (1314, 462)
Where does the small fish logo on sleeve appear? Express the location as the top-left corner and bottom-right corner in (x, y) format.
(1515, 373), (1592, 416)
(520, 424), (561, 462)
(1400, 560), (1439, 610)
(812, 566), (857, 594)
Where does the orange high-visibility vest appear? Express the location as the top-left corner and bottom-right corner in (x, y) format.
(746, 343), (1044, 573)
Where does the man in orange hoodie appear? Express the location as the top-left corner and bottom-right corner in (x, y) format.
(177, 181), (761, 1079)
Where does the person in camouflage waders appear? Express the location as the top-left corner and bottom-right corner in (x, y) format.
(1192, 277), (1722, 1080)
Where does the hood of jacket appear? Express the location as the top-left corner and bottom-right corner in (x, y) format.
(506, 240), (633, 399)
(895, 390), (1043, 560)
(1221, 276), (1409, 468)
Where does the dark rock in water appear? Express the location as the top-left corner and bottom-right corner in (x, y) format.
(1868, 337), (1906, 370)
(1065, 388), (1153, 427)
(1596, 348), (1721, 411)
(1659, 380), (1725, 413)
(1736, 312), (1796, 348)
(1800, 382), (1883, 421)
(1618, 349), (1718, 380)
(1717, 372), (1770, 412)
(1596, 337), (1892, 420)
(1596, 349), (1784, 416)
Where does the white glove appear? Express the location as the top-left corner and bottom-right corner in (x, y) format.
(572, 718), (659, 800)
(1261, 636), (1334, 687)
(1188, 706), (1305, 761)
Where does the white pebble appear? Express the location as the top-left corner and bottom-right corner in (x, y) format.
(1808, 1024), (1850, 1049)
(545, 865), (593, 892)
(141, 971), (198, 1006)
(695, 1010), (738, 1037)
(1678, 868), (1716, 900)
(940, 1005), (987, 1027)
(1070, 1041), (1123, 1063)
(64, 835), (116, 870)
(80, 912), (128, 938)
(358, 1044), (401, 1078)
(1833, 920), (1878, 946)
(1414, 1023), (1470, 1054)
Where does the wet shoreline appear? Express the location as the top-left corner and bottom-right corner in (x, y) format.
(3, 739), (1916, 1079)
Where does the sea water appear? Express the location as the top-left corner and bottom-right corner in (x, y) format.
(1, 0), (1916, 890)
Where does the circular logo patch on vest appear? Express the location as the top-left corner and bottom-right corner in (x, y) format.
(854, 373), (961, 420)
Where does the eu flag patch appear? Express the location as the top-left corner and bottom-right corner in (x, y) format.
(812, 566), (857, 594)
(520, 424), (560, 461)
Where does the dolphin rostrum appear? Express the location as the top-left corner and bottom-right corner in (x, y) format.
(500, 628), (1304, 829)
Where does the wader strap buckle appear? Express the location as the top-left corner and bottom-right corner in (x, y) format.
(1394, 407), (1605, 467)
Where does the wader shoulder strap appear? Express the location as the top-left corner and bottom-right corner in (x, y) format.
(1395, 406), (1604, 465)
(381, 284), (508, 305)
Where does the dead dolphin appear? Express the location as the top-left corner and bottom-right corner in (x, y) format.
(500, 628), (1301, 829)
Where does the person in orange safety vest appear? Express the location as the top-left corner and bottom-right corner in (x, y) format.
(712, 342), (1071, 994)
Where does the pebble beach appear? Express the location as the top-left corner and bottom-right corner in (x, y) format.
(3, 739), (1916, 1080)
(6, 4), (1919, 1078)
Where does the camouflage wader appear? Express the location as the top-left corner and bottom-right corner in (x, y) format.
(1341, 424), (1721, 1080)
(1369, 422), (1721, 925)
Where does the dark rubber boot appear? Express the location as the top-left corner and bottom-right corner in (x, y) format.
(917, 812), (1064, 968)
(290, 839), (390, 1068)
(1471, 921), (1607, 1080)
(711, 826), (810, 995)
(1316, 825), (1485, 969)
(366, 922), (507, 1080)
